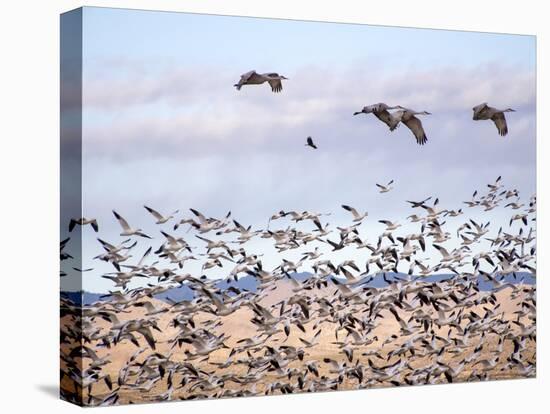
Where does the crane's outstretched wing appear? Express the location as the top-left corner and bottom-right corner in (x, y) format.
(491, 113), (508, 137)
(403, 116), (428, 145)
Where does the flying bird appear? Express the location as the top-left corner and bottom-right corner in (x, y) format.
(234, 70), (288, 93)
(406, 197), (432, 208)
(69, 218), (98, 233)
(376, 180), (394, 193)
(112, 210), (152, 239)
(353, 103), (400, 130)
(391, 107), (431, 145)
(472, 103), (516, 136)
(144, 205), (179, 224)
(72, 267), (94, 273)
(305, 136), (317, 149)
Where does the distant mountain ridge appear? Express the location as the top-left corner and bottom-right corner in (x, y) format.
(61, 271), (535, 306)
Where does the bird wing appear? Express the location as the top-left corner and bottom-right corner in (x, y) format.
(144, 205), (163, 220)
(470, 219), (482, 232)
(240, 70), (258, 82)
(113, 211), (131, 231)
(340, 267), (356, 281)
(195, 235), (212, 244)
(137, 327), (156, 350)
(190, 208), (207, 223)
(341, 204), (359, 218)
(324, 358), (341, 370)
(313, 218), (324, 232)
(160, 231), (177, 243)
(141, 301), (157, 312)
(374, 110), (396, 129)
(418, 236), (426, 251)
(233, 219), (248, 232)
(433, 244), (450, 257)
(267, 78), (283, 93)
(60, 237), (70, 249)
(403, 116), (428, 145)
(97, 238), (116, 251)
(422, 206), (435, 214)
(491, 112), (508, 136)
(203, 288), (225, 311)
(137, 247), (152, 267)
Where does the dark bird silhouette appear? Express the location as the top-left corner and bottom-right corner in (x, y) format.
(305, 136), (317, 149)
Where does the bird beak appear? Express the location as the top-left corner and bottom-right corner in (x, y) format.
(353, 111), (362, 116)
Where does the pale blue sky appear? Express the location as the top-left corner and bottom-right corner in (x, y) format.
(82, 7), (535, 71)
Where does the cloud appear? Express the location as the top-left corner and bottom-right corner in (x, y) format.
(81, 61), (535, 161)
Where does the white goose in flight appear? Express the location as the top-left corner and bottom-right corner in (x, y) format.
(391, 107), (431, 145)
(234, 70), (288, 93)
(112, 210), (152, 239)
(69, 217), (98, 233)
(143, 205), (179, 224)
(376, 179), (394, 193)
(472, 103), (515, 136)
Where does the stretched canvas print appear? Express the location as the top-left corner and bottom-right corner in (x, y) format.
(60, 7), (537, 406)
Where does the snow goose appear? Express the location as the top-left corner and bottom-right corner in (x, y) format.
(69, 217), (98, 232)
(112, 210), (151, 239)
(144, 205), (178, 224)
(376, 180), (394, 193)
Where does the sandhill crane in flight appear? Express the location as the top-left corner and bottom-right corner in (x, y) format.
(472, 103), (515, 136)
(305, 136), (317, 149)
(391, 107), (431, 145)
(353, 103), (400, 130)
(234, 70), (288, 93)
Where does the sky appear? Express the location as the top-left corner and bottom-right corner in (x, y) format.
(60, 7), (536, 292)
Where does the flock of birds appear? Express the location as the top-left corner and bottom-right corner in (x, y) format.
(233, 70), (517, 146)
(60, 177), (536, 406)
